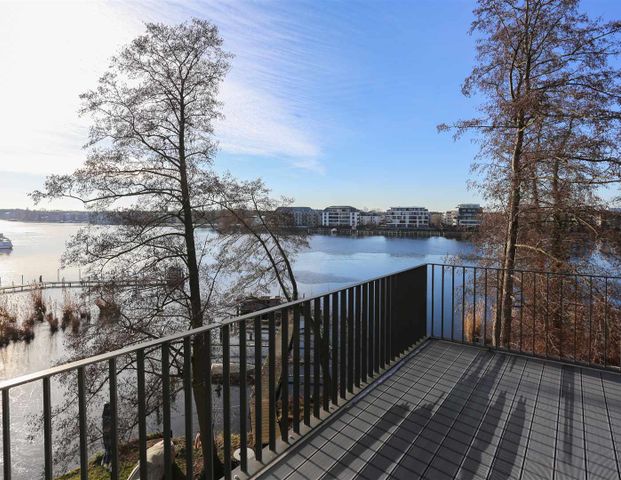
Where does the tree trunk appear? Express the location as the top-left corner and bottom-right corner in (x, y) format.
(178, 100), (224, 477)
(497, 117), (525, 348)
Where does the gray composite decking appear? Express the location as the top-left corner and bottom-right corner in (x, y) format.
(257, 340), (621, 480)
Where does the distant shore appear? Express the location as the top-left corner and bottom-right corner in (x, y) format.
(308, 227), (474, 240)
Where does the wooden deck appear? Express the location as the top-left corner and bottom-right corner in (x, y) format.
(257, 340), (621, 479)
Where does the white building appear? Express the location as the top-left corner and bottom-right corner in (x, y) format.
(443, 210), (457, 226)
(386, 207), (430, 229)
(322, 206), (360, 228)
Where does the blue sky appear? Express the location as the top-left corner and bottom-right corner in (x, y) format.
(0, 0), (619, 211)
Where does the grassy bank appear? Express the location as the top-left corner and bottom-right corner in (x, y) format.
(55, 433), (248, 480)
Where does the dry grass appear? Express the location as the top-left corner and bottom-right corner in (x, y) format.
(29, 286), (47, 322)
(61, 292), (81, 333)
(46, 312), (59, 333)
(0, 301), (34, 346)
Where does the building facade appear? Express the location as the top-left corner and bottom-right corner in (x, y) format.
(386, 207), (430, 229)
(275, 207), (321, 227)
(443, 210), (457, 226)
(455, 204), (483, 227)
(359, 211), (385, 227)
(321, 206), (360, 228)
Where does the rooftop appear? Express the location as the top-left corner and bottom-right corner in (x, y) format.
(257, 339), (621, 480)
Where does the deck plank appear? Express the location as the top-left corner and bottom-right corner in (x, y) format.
(519, 360), (562, 480)
(486, 359), (545, 480)
(255, 341), (621, 480)
(597, 371), (621, 479)
(291, 346), (482, 479)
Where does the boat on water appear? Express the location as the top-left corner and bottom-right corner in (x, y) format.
(0, 234), (13, 250)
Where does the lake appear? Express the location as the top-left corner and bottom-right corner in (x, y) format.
(0, 220), (473, 478)
(0, 220), (472, 292)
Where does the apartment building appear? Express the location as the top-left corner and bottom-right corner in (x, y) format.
(444, 204), (483, 227)
(275, 207), (321, 227)
(321, 206), (360, 228)
(386, 207), (430, 229)
(456, 204), (483, 227)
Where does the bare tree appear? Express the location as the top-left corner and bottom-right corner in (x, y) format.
(441, 0), (621, 347)
(32, 18), (234, 475)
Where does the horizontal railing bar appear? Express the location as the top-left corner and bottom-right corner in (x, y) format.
(428, 263), (621, 281)
(0, 264), (427, 391)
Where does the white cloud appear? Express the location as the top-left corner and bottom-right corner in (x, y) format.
(0, 0), (324, 176)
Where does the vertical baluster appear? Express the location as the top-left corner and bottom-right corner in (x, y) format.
(322, 296), (330, 412)
(472, 267), (477, 344)
(222, 325), (232, 478)
(532, 273), (537, 355)
(374, 280), (380, 373)
(137, 350), (148, 480)
(558, 276), (565, 358)
(280, 308), (289, 441)
(520, 272), (524, 353)
(204, 331), (214, 480)
(293, 305), (301, 433)
(2, 389), (11, 480)
(574, 276), (578, 363)
(379, 280), (386, 369)
(43, 378), (52, 480)
(588, 278), (593, 366)
(268, 313), (276, 451)
(303, 302), (311, 425)
(462, 267), (466, 344)
(431, 265), (435, 335)
(239, 321), (248, 470)
(545, 273), (550, 358)
(183, 338), (193, 479)
(367, 283), (374, 379)
(604, 277), (609, 368)
(361, 285), (368, 384)
(347, 288), (354, 392)
(77, 367), (88, 480)
(254, 316), (263, 460)
(312, 298), (321, 418)
(162, 343), (172, 480)
(354, 285), (361, 387)
(331, 293), (339, 405)
(441, 266), (445, 339)
(451, 266), (455, 341)
(108, 359), (119, 480)
(387, 276), (393, 361)
(496, 270), (501, 346)
(340, 290), (347, 399)
(483, 268), (488, 346)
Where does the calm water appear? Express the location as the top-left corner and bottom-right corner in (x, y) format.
(0, 220), (472, 477)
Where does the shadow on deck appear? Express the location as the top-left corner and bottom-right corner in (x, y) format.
(257, 340), (621, 479)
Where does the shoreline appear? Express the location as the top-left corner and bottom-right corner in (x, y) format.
(307, 227), (474, 240)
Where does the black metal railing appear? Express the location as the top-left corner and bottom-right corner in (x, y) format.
(428, 263), (621, 370)
(0, 265), (427, 480)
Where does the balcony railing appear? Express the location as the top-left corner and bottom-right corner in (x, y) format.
(0, 265), (427, 480)
(429, 263), (621, 369)
(0, 263), (619, 479)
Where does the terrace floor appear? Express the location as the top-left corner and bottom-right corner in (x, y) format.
(257, 340), (621, 479)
